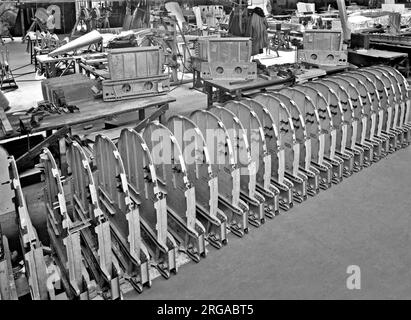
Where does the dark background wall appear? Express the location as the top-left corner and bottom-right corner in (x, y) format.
(13, 2), (77, 36)
(10, 1), (127, 37)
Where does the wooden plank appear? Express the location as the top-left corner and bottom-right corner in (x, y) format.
(351, 49), (408, 59)
(16, 126), (69, 170)
(0, 236), (18, 300)
(2, 95), (175, 141)
(204, 76), (294, 93)
(0, 109), (13, 136)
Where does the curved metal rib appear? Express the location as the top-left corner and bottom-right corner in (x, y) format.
(209, 104), (266, 226)
(141, 121), (206, 262)
(118, 128), (177, 278)
(94, 134), (151, 292)
(240, 98), (293, 211)
(167, 115), (228, 248)
(190, 109), (249, 237)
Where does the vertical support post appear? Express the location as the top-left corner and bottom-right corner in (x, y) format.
(336, 0), (351, 42)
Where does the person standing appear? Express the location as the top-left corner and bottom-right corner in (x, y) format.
(246, 7), (268, 56)
(46, 10), (56, 33)
(228, 2), (248, 36)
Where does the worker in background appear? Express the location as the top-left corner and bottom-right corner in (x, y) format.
(246, 7), (268, 56)
(228, 4), (248, 36)
(368, 0), (381, 9)
(46, 9), (56, 34)
(90, 7), (100, 30)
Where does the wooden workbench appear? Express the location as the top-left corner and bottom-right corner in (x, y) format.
(1, 94), (176, 174)
(349, 49), (408, 60)
(26, 32), (60, 65)
(3, 94), (175, 140)
(348, 49), (409, 76)
(203, 76), (294, 107)
(36, 54), (81, 78)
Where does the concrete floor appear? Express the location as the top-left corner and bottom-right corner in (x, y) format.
(125, 146), (411, 300)
(3, 39), (411, 300)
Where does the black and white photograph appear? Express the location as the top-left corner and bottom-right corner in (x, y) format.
(0, 0), (410, 310)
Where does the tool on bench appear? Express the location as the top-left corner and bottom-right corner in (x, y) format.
(16, 101), (80, 132)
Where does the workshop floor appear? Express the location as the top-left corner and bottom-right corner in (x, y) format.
(126, 146), (411, 300)
(3, 39), (411, 300)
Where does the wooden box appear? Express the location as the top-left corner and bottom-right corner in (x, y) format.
(195, 37), (252, 63)
(303, 30), (343, 51)
(107, 46), (164, 81)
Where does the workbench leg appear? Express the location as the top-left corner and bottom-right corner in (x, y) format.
(139, 109), (145, 121)
(193, 70), (203, 89)
(20, 9), (25, 43)
(30, 41), (33, 64)
(205, 83), (213, 108)
(159, 104), (168, 124)
(73, 61), (79, 74)
(50, 62), (57, 78)
(217, 89), (225, 103)
(192, 70), (196, 89)
(235, 89), (241, 100)
(34, 48), (38, 71)
(79, 64), (84, 76)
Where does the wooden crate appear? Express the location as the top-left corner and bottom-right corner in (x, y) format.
(303, 30), (343, 51)
(196, 37), (252, 63)
(107, 46), (164, 81)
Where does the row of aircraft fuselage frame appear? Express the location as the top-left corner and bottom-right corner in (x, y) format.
(34, 65), (411, 299)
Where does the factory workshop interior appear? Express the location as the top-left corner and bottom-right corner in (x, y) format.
(0, 0), (411, 304)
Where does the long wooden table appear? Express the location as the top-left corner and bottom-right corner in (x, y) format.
(348, 49), (409, 76)
(1, 94), (176, 173)
(3, 94), (175, 138)
(36, 54), (81, 78)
